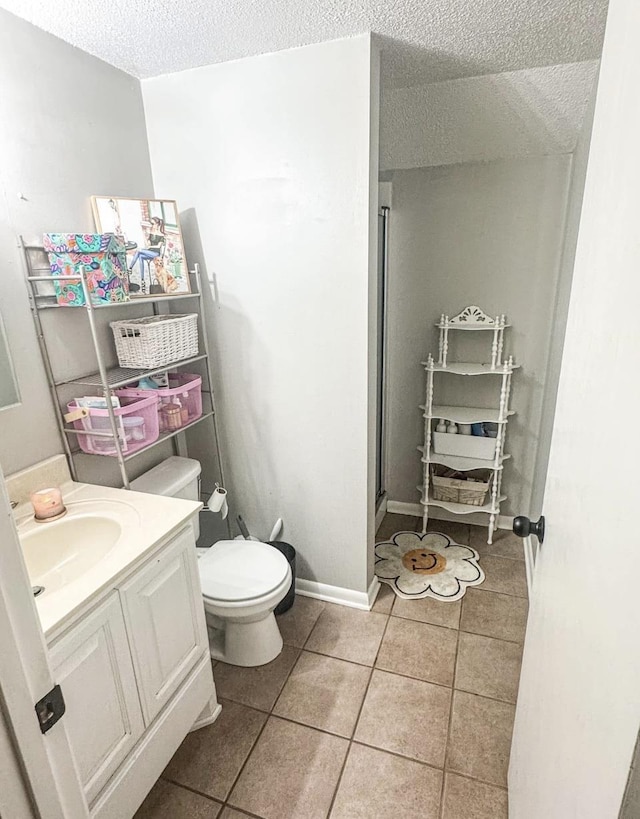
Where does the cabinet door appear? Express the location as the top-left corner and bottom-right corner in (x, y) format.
(120, 526), (207, 725)
(48, 592), (144, 805)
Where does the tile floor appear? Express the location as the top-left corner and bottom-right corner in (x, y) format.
(136, 514), (528, 819)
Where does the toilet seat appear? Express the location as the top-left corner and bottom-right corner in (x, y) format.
(198, 540), (289, 603)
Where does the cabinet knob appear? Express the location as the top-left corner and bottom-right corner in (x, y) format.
(513, 515), (545, 544)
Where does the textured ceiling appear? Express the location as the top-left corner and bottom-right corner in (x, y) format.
(381, 61), (599, 170)
(0, 0), (607, 86)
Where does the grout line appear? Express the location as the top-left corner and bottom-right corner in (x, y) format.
(326, 610), (393, 817)
(344, 737), (510, 793)
(299, 642), (387, 669)
(221, 803), (265, 819)
(221, 616), (325, 818)
(441, 769), (509, 793)
(215, 593), (516, 815)
(292, 635), (523, 703)
(157, 778), (223, 806)
(388, 610), (461, 630)
(217, 700), (271, 808)
(164, 592), (515, 818)
(454, 628), (525, 646)
(473, 586), (529, 600)
(439, 627), (461, 819)
(348, 738), (447, 776)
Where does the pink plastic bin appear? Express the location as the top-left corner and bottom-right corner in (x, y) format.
(116, 373), (203, 433)
(67, 394), (160, 456)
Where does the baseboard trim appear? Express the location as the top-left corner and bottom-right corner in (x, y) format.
(296, 575), (380, 611)
(386, 499), (513, 531)
(190, 697), (222, 732)
(386, 500), (422, 517)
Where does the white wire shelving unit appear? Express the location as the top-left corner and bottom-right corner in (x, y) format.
(419, 305), (519, 544)
(20, 237), (226, 494)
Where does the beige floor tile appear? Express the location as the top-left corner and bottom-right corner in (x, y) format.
(273, 650), (370, 737)
(442, 773), (508, 819)
(219, 810), (253, 819)
(470, 526), (525, 561)
(392, 594), (461, 630)
(229, 717), (348, 819)
(355, 669), (451, 766)
(163, 700), (266, 801)
(446, 691), (515, 787)
(213, 645), (299, 711)
(426, 518), (470, 546)
(305, 603), (388, 665)
(455, 632), (523, 703)
(478, 555), (528, 597)
(331, 743), (443, 818)
(372, 582), (395, 613)
(376, 616), (458, 686)
(376, 513), (420, 541)
(460, 588), (529, 643)
(276, 596), (325, 648)
(136, 780), (222, 818)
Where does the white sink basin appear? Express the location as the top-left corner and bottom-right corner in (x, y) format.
(18, 498), (140, 596)
(12, 481), (200, 636)
(21, 515), (122, 594)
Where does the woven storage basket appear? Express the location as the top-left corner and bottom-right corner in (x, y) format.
(110, 314), (198, 368)
(431, 474), (490, 507)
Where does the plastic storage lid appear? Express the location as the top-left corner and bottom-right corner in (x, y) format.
(198, 540), (290, 602)
(130, 456), (201, 497)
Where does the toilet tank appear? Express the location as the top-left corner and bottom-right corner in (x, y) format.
(130, 456), (202, 539)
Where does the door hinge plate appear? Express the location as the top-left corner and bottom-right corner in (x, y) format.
(35, 684), (66, 734)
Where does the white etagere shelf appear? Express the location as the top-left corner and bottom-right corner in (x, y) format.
(419, 305), (519, 544)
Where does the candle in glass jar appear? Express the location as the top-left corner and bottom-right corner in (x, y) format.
(31, 487), (65, 520)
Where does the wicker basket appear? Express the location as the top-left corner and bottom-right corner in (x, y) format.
(110, 314), (198, 368)
(431, 474), (490, 507)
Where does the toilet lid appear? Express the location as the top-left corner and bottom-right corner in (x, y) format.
(198, 540), (290, 602)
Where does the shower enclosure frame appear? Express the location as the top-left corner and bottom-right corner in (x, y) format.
(376, 205), (390, 507)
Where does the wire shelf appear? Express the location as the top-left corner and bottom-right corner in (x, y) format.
(57, 354), (208, 390)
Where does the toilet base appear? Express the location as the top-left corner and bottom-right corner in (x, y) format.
(207, 611), (284, 667)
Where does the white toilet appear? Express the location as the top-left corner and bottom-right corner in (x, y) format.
(131, 457), (291, 667)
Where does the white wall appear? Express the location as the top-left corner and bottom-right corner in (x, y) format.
(381, 61), (598, 172)
(0, 9), (163, 483)
(385, 155), (572, 518)
(143, 35), (379, 593)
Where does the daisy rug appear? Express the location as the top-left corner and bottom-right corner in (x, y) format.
(375, 531), (484, 601)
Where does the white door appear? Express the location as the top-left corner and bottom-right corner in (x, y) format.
(0, 474), (88, 818)
(120, 526), (207, 724)
(0, 704), (35, 819)
(509, 1), (640, 816)
(48, 592), (144, 804)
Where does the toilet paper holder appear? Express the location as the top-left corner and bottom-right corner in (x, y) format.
(205, 483), (228, 519)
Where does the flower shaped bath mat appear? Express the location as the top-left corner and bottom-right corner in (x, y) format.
(375, 531), (484, 601)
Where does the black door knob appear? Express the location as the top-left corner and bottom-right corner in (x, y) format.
(513, 515), (545, 544)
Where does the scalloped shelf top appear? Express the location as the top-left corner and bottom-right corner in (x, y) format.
(436, 305), (510, 330)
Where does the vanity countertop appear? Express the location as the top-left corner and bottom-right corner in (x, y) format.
(14, 481), (202, 638)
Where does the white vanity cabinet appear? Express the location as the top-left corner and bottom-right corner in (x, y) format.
(46, 522), (217, 816)
(48, 592), (144, 804)
(120, 525), (207, 724)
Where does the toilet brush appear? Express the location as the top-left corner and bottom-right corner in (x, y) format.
(235, 515), (284, 542)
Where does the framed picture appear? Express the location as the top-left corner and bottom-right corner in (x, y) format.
(91, 196), (191, 297)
